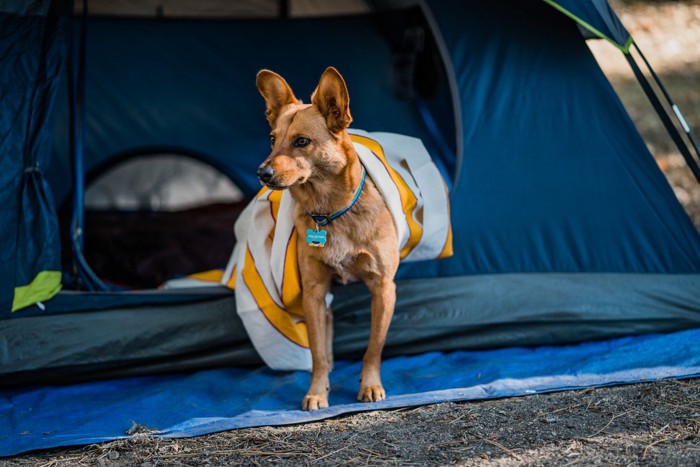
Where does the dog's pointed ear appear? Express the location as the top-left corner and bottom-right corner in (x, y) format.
(311, 67), (352, 133)
(256, 70), (300, 127)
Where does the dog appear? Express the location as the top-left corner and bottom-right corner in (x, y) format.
(255, 67), (399, 411)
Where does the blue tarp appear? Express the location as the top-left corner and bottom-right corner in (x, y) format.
(3, 328), (700, 457)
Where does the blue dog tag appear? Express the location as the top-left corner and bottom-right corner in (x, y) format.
(306, 228), (327, 247)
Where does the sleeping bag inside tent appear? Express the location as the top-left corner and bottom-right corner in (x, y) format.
(2, 0), (700, 408)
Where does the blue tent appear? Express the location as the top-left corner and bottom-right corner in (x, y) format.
(1, 0), (700, 426)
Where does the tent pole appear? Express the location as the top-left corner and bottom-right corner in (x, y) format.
(625, 50), (700, 185)
(632, 42), (700, 164)
(417, 0), (462, 194)
(69, 0), (109, 291)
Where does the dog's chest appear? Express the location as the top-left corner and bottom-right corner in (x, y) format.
(315, 233), (372, 285)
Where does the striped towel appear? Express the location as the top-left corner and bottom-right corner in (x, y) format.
(221, 130), (452, 371)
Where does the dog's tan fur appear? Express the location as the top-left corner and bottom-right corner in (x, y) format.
(256, 67), (399, 411)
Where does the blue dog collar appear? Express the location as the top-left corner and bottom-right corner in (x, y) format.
(306, 164), (367, 227)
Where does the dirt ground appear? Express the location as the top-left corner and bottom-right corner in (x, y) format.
(4, 1), (700, 466)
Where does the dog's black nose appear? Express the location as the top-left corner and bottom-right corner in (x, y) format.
(257, 165), (274, 183)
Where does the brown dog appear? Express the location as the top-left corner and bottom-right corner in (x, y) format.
(255, 67), (399, 411)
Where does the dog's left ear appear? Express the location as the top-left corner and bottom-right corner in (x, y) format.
(311, 67), (352, 133)
(257, 69), (301, 127)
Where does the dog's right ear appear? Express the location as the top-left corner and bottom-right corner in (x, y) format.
(256, 70), (300, 127)
(311, 67), (352, 134)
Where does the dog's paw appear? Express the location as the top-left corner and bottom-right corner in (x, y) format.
(302, 394), (329, 411)
(357, 385), (386, 403)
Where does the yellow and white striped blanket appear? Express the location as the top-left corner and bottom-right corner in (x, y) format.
(216, 130), (452, 371)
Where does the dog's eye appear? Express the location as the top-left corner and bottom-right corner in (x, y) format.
(270, 135), (275, 146)
(294, 137), (311, 148)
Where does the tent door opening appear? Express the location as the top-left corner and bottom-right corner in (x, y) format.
(60, 152), (248, 289)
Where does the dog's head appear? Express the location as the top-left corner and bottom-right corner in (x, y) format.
(255, 67), (353, 190)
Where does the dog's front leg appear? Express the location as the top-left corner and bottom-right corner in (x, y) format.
(300, 257), (333, 411)
(358, 278), (396, 403)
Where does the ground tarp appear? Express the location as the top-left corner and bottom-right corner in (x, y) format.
(2, 327), (700, 457)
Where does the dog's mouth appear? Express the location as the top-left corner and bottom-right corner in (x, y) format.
(260, 176), (306, 190)
(261, 180), (295, 190)
(263, 182), (288, 190)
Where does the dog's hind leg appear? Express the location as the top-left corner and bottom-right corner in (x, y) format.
(358, 278), (396, 403)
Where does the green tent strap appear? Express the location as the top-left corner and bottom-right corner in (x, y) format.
(543, 0), (634, 54)
(12, 271), (62, 312)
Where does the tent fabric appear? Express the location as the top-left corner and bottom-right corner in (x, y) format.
(545, 0), (632, 51)
(0, 0), (68, 314)
(2, 327), (700, 457)
(46, 9), (449, 208)
(2, 287), (231, 319)
(399, 0), (700, 281)
(73, 0), (370, 18)
(4, 273), (699, 388)
(43, 0), (700, 287)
